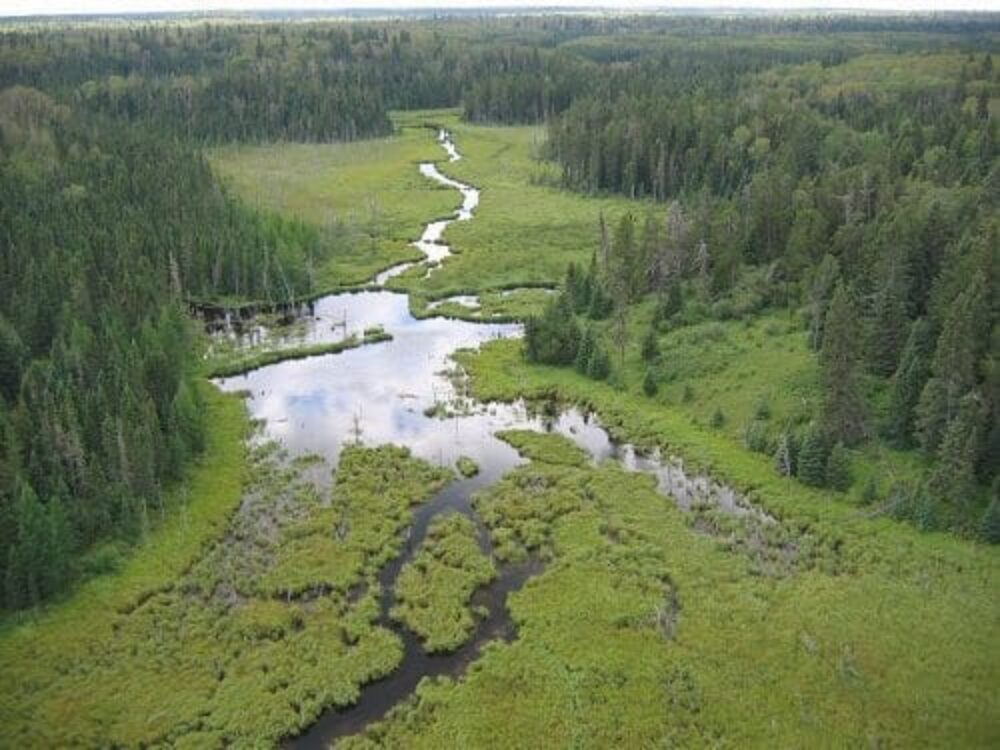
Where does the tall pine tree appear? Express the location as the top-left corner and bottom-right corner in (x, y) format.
(819, 282), (867, 446)
(916, 274), (988, 453)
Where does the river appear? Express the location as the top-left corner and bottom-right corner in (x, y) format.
(212, 130), (761, 747)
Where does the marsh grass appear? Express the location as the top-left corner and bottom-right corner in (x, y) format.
(0, 441), (452, 747)
(391, 513), (496, 653)
(386, 338), (1000, 748)
(204, 329), (392, 378)
(209, 114), (457, 290)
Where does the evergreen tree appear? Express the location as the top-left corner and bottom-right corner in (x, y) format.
(565, 262), (591, 314)
(0, 315), (25, 404)
(928, 391), (985, 514)
(868, 255), (910, 377)
(887, 318), (934, 446)
(916, 275), (988, 453)
(643, 368), (658, 396)
(819, 283), (867, 446)
(797, 427), (829, 487)
(774, 432), (794, 477)
(825, 442), (852, 491)
(658, 280), (683, 324)
(5, 481), (51, 608)
(981, 489), (1000, 544)
(641, 327), (659, 362)
(575, 326), (595, 375)
(524, 294), (580, 366)
(587, 283), (614, 320)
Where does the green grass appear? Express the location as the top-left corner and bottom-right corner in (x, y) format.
(204, 329), (392, 378)
(0, 441), (453, 747)
(390, 113), (645, 302)
(261, 445), (452, 598)
(0, 384), (248, 743)
(456, 456), (480, 477)
(209, 113), (457, 289)
(211, 109), (640, 319)
(391, 513), (496, 653)
(497, 429), (589, 468)
(340, 424), (1000, 749)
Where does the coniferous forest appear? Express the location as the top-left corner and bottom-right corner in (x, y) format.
(0, 9), (997, 749)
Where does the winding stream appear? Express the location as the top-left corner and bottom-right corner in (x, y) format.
(213, 130), (763, 747)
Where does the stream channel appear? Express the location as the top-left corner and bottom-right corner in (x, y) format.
(212, 130), (761, 747)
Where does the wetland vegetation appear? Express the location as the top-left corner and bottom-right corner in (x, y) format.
(0, 8), (997, 750)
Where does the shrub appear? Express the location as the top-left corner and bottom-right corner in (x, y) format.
(754, 395), (772, 421)
(743, 419), (771, 454)
(710, 407), (726, 428)
(860, 477), (879, 506)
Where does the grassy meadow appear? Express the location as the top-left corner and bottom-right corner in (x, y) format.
(338, 355), (998, 748)
(212, 109), (640, 309)
(392, 112), (643, 301)
(0, 442), (453, 747)
(209, 114), (457, 289)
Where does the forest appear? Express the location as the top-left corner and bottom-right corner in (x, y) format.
(0, 8), (997, 749)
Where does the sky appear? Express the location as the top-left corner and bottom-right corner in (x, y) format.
(1, 0), (998, 18)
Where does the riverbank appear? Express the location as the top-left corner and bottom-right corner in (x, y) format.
(369, 336), (996, 747)
(204, 329), (393, 378)
(0, 385), (250, 739)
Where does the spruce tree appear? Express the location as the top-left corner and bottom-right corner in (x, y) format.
(869, 256), (909, 377)
(641, 327), (659, 362)
(0, 315), (25, 404)
(575, 327), (595, 375)
(798, 427), (828, 487)
(928, 391), (985, 514)
(819, 282), (867, 445)
(981, 489), (1000, 544)
(887, 318), (934, 446)
(916, 274), (988, 453)
(4, 480), (48, 608)
(825, 442), (852, 491)
(643, 368), (658, 396)
(774, 432), (794, 477)
(659, 280), (683, 323)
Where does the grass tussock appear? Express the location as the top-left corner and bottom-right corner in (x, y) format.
(0, 440), (451, 747)
(205, 329), (392, 378)
(391, 513), (496, 653)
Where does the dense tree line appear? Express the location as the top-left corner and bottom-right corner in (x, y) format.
(539, 47), (998, 537)
(0, 88), (336, 607)
(7, 13), (993, 143)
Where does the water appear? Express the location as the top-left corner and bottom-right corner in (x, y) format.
(212, 131), (763, 747)
(374, 130), (479, 286)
